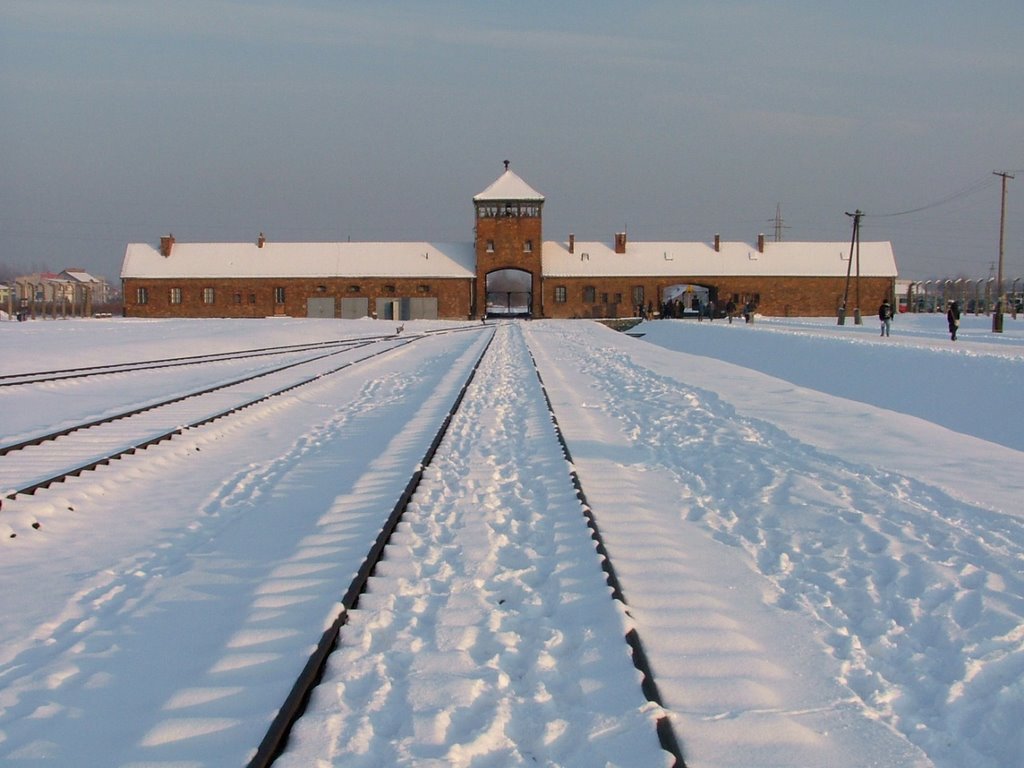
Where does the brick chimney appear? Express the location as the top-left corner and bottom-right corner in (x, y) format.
(757, 233), (765, 253)
(159, 234), (175, 257)
(614, 232), (627, 254)
(714, 234), (720, 252)
(568, 233), (575, 254)
(257, 232), (266, 248)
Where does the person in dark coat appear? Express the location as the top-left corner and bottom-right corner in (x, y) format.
(947, 301), (961, 341)
(878, 299), (893, 337)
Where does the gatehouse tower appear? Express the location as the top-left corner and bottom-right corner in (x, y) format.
(473, 161), (544, 317)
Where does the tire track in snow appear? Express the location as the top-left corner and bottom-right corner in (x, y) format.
(277, 323), (671, 767)
(537, 323), (1024, 768)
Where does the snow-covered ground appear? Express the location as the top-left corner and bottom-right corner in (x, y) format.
(0, 313), (1021, 767)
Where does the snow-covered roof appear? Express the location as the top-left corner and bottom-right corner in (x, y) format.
(542, 239), (897, 278)
(121, 238), (896, 281)
(61, 269), (100, 283)
(473, 169), (544, 202)
(121, 242), (477, 280)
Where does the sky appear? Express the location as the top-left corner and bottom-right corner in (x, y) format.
(2, 1), (1022, 283)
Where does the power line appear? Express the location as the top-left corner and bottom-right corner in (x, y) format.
(866, 175), (1002, 218)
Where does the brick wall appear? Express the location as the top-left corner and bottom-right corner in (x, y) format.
(541, 275), (895, 318)
(122, 277), (474, 319)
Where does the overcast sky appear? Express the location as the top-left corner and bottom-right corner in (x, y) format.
(2, 1), (1022, 283)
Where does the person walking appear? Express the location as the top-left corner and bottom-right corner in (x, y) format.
(947, 301), (961, 341)
(878, 299), (893, 337)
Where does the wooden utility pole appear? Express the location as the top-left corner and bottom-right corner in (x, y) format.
(993, 171), (1014, 333)
(838, 210), (863, 325)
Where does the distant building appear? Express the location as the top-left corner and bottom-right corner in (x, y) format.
(121, 164), (897, 320)
(59, 269), (114, 305)
(11, 269), (112, 318)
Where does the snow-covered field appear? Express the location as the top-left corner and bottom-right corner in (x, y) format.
(0, 313), (1021, 767)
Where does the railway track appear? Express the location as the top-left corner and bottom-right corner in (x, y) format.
(0, 336), (385, 388)
(252, 323), (686, 767)
(0, 332), (436, 499)
(0, 326), (482, 388)
(0, 322), (684, 765)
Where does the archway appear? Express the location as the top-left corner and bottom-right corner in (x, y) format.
(486, 268), (533, 317)
(661, 283), (712, 318)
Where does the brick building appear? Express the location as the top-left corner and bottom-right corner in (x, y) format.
(121, 164), (896, 320)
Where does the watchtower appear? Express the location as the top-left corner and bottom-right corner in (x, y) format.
(473, 161), (544, 317)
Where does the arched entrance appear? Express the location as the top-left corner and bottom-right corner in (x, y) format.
(662, 283), (715, 318)
(486, 268), (533, 317)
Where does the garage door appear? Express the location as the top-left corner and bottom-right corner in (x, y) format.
(340, 297), (369, 319)
(306, 297), (335, 318)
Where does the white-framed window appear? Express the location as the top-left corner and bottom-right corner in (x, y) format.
(169, 287), (182, 305)
(202, 287), (215, 304)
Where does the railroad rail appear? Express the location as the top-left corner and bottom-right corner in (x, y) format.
(248, 326), (687, 768)
(0, 333), (432, 499)
(0, 324), (482, 387)
(0, 337), (374, 387)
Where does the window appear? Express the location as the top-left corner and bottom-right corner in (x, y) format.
(417, 284), (430, 293)
(632, 286), (645, 306)
(136, 287), (149, 305)
(348, 285), (360, 293)
(554, 286), (567, 303)
(486, 240), (495, 253)
(169, 287), (182, 305)
(233, 292), (242, 304)
(274, 287), (286, 304)
(202, 287), (215, 304)
(523, 240), (533, 253)
(601, 293), (609, 304)
(248, 293), (256, 304)
(583, 286), (596, 303)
